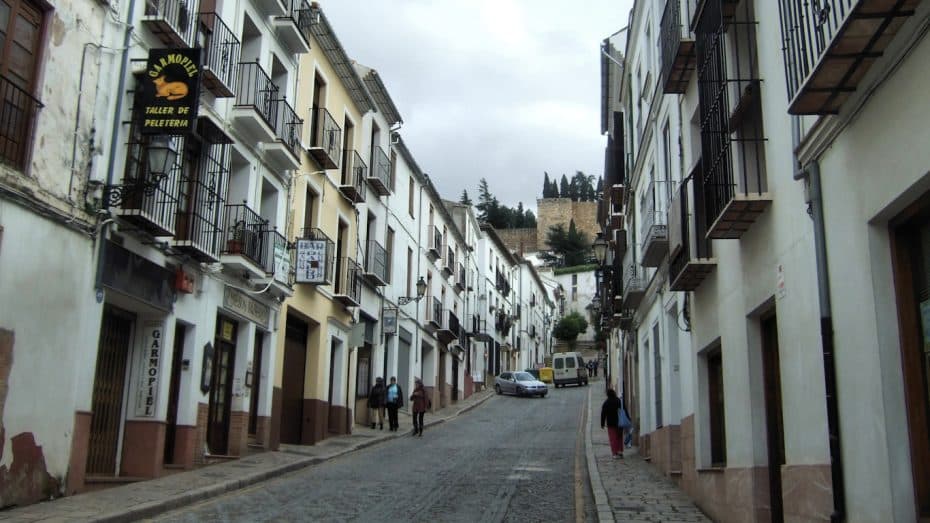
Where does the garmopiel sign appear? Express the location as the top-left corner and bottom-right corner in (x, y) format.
(141, 48), (201, 134)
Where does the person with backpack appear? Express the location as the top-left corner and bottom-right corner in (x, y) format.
(600, 388), (624, 459)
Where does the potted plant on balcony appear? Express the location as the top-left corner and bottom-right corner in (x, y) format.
(227, 220), (246, 254)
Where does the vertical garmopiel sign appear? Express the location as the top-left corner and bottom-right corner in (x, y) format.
(141, 48), (201, 134)
(135, 321), (164, 417)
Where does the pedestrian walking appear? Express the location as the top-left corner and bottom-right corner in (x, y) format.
(410, 377), (430, 436)
(600, 388), (624, 459)
(368, 377), (386, 430)
(385, 377), (403, 431)
(593, 359), (599, 377)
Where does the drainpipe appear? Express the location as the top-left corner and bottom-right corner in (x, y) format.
(94, 0), (137, 294)
(792, 121), (845, 522)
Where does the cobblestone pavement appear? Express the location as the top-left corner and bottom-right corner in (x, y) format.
(153, 386), (593, 522)
(586, 387), (709, 523)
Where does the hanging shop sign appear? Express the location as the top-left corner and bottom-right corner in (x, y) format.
(141, 48), (202, 134)
(295, 239), (328, 283)
(383, 308), (397, 335)
(134, 321), (164, 417)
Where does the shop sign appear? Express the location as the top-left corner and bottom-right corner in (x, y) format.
(274, 242), (291, 285)
(383, 308), (397, 335)
(135, 321), (164, 417)
(223, 286), (269, 326)
(295, 239), (327, 283)
(141, 48), (201, 134)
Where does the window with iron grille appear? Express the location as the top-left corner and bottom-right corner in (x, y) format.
(0, 0), (43, 172)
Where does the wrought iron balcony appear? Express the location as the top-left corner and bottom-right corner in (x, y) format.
(660, 0), (697, 93)
(622, 262), (646, 310)
(266, 98), (302, 172)
(0, 76), (41, 172)
(612, 228), (628, 258)
(221, 203), (270, 280)
(428, 297), (443, 329)
(294, 227), (335, 285)
(233, 62), (279, 143)
(308, 107), (342, 169)
(172, 141), (230, 263)
(669, 172), (716, 291)
(368, 145), (392, 196)
(437, 309), (460, 345)
(427, 226), (442, 261)
(778, 0), (919, 115)
(254, 229), (294, 298)
(339, 150), (366, 203)
(273, 0), (312, 54)
(455, 264), (466, 293)
(107, 135), (183, 237)
(609, 201), (625, 229)
(442, 247), (455, 278)
(641, 180), (669, 267)
(253, 0), (287, 17)
(470, 317), (492, 342)
(696, 0), (770, 240)
(333, 257), (361, 307)
(143, 0), (198, 47)
(361, 239), (388, 286)
(197, 12), (239, 98)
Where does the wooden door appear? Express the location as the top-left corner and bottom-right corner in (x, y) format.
(164, 323), (185, 464)
(207, 319), (236, 455)
(87, 306), (134, 475)
(761, 313), (785, 522)
(248, 329), (264, 436)
(280, 317), (306, 443)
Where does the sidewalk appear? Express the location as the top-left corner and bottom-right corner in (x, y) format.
(585, 386), (709, 523)
(0, 389), (495, 523)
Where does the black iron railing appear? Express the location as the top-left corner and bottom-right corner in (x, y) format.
(273, 98), (302, 157)
(343, 149), (367, 191)
(144, 0), (198, 46)
(456, 264), (466, 290)
(108, 133), (183, 233)
(431, 297), (442, 325)
(295, 227), (335, 284)
(0, 75), (42, 171)
(659, 0), (697, 91)
(365, 239), (388, 284)
(369, 145), (392, 189)
(446, 310), (460, 335)
(430, 226), (443, 255)
(669, 175), (713, 278)
(278, 0), (312, 34)
(262, 229), (290, 281)
(641, 180), (669, 243)
(309, 107), (341, 164)
(695, 0), (765, 229)
(223, 204), (269, 267)
(778, 0), (853, 106)
(174, 142), (229, 259)
(335, 257), (361, 303)
(446, 247), (455, 271)
(197, 12), (240, 97)
(236, 62), (279, 130)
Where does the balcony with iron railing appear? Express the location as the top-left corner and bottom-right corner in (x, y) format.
(696, 0), (770, 240)
(143, 0), (198, 47)
(221, 203), (270, 280)
(442, 247), (455, 278)
(333, 257), (361, 307)
(0, 76), (42, 173)
(455, 264), (466, 293)
(367, 145), (392, 196)
(621, 259), (646, 310)
(254, 0), (287, 17)
(172, 144), (229, 263)
(437, 309), (460, 345)
(778, 0), (919, 115)
(308, 107), (342, 169)
(427, 226), (442, 261)
(660, 0), (697, 93)
(361, 239), (388, 286)
(669, 172), (716, 291)
(338, 150), (366, 204)
(641, 180), (670, 267)
(254, 229), (294, 298)
(107, 134), (183, 237)
(266, 98), (302, 172)
(273, 0), (312, 54)
(197, 12), (240, 98)
(294, 227), (335, 285)
(470, 317), (492, 342)
(232, 62), (279, 143)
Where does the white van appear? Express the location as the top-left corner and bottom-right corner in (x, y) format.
(552, 352), (588, 388)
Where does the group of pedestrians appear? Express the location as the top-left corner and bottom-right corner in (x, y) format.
(367, 377), (431, 436)
(587, 359), (600, 377)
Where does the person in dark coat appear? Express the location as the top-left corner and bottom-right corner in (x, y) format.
(368, 377), (386, 430)
(385, 376), (403, 431)
(600, 388), (623, 459)
(410, 378), (430, 436)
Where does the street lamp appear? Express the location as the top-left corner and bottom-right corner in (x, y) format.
(398, 276), (427, 305)
(146, 136), (180, 186)
(592, 232), (608, 266)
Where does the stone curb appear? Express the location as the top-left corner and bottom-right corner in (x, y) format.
(89, 390), (495, 522)
(586, 387), (615, 523)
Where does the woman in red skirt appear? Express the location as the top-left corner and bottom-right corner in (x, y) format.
(600, 388), (624, 459)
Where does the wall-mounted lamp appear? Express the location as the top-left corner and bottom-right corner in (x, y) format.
(398, 277), (427, 305)
(592, 232), (608, 266)
(146, 136), (179, 185)
(245, 365), (254, 388)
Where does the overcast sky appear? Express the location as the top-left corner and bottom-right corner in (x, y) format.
(321, 1), (633, 213)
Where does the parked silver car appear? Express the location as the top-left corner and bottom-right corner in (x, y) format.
(494, 371), (548, 397)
